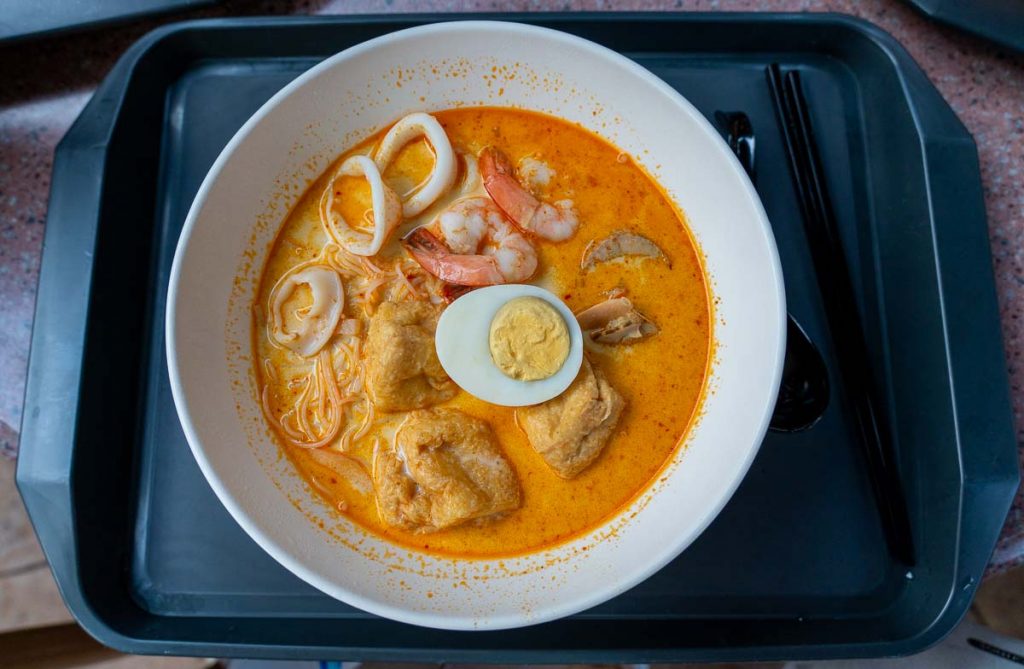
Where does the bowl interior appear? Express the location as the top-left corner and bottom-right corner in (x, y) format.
(167, 21), (785, 630)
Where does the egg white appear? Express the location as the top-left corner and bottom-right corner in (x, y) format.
(435, 284), (584, 407)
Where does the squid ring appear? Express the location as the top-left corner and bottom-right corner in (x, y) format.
(374, 112), (457, 217)
(269, 264), (344, 357)
(321, 155), (402, 256)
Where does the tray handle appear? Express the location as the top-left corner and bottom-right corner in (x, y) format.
(14, 31), (159, 638)
(893, 32), (1021, 604)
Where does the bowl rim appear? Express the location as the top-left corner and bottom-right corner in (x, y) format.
(166, 19), (786, 630)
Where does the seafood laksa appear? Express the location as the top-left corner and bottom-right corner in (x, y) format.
(255, 108), (711, 557)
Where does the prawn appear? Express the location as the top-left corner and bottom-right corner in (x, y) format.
(402, 197), (538, 286)
(479, 147), (579, 242)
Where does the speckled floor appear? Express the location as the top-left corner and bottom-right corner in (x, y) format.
(0, 0), (1021, 652)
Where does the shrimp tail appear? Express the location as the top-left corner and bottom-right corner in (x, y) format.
(479, 146), (540, 231)
(442, 283), (476, 303)
(403, 226), (449, 257)
(403, 227), (505, 287)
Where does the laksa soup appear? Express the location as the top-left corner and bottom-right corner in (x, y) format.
(254, 108), (711, 558)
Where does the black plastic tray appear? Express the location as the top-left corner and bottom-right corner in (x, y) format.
(0, 0), (216, 43)
(16, 12), (1021, 662)
(902, 0), (1024, 53)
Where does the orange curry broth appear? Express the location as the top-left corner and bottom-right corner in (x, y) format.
(253, 107), (712, 558)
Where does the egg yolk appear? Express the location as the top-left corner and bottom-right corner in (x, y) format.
(488, 296), (570, 381)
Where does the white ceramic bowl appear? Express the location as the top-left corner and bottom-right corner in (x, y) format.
(167, 21), (785, 631)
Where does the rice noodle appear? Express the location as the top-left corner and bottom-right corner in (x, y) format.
(395, 266), (422, 300)
(294, 380), (314, 438)
(391, 281), (409, 302)
(261, 385), (286, 431)
(360, 256), (384, 276)
(338, 404), (359, 452)
(348, 375), (364, 395)
(263, 387), (310, 443)
(352, 400), (375, 443)
(335, 341), (356, 373)
(278, 412), (306, 442)
(360, 275), (390, 316)
(322, 244), (366, 278)
(339, 428), (353, 453)
(362, 276), (388, 300)
(262, 350), (348, 449)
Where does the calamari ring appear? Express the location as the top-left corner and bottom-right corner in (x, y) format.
(269, 264), (344, 357)
(321, 155), (402, 256)
(374, 112), (457, 217)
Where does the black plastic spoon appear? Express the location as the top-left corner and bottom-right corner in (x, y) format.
(714, 110), (830, 432)
(772, 315), (830, 432)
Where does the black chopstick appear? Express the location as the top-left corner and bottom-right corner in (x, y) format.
(766, 63), (916, 566)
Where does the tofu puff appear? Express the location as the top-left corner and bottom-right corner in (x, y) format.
(365, 301), (456, 412)
(374, 408), (520, 532)
(517, 359), (625, 479)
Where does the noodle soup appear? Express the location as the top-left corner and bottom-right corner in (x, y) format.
(254, 107), (711, 558)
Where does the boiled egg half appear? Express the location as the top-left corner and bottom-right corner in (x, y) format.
(435, 284), (584, 407)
